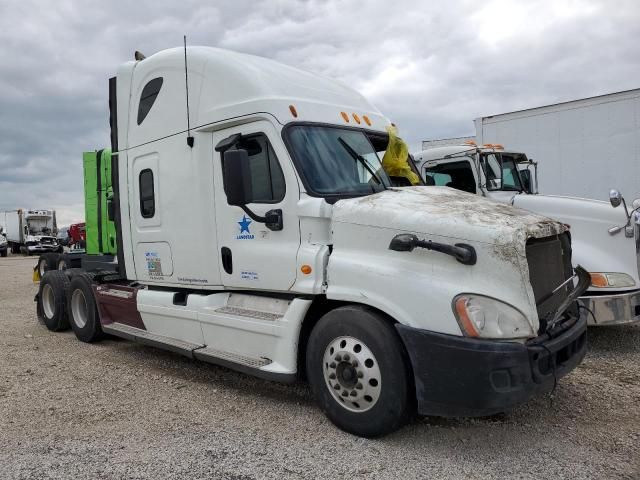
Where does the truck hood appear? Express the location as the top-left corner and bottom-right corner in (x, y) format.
(511, 193), (628, 226)
(511, 193), (639, 289)
(332, 186), (566, 247)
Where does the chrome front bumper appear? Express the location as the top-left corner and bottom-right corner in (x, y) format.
(26, 244), (59, 253)
(579, 290), (640, 326)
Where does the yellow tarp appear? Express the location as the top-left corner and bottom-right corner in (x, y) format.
(381, 125), (420, 185)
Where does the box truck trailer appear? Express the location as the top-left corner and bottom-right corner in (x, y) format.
(413, 142), (640, 326)
(473, 88), (640, 202)
(35, 47), (589, 437)
(2, 209), (61, 255)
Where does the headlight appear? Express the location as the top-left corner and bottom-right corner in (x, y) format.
(453, 294), (534, 339)
(590, 272), (635, 288)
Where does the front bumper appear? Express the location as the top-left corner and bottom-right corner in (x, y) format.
(579, 290), (640, 326)
(395, 315), (587, 417)
(26, 244), (59, 253)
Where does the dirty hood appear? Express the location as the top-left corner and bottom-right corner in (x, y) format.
(332, 186), (566, 246)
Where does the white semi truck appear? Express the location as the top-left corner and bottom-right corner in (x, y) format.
(413, 143), (640, 326)
(2, 209), (61, 255)
(36, 47), (589, 437)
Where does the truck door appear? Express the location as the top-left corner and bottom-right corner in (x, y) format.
(213, 121), (300, 291)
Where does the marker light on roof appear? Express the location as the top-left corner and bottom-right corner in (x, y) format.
(464, 140), (477, 146)
(352, 113), (361, 124)
(363, 115), (371, 126)
(289, 105), (298, 118)
(341, 112), (350, 122)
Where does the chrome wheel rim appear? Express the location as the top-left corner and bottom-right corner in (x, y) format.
(323, 336), (381, 413)
(57, 260), (66, 270)
(71, 289), (88, 329)
(41, 283), (55, 319)
(39, 259), (47, 277)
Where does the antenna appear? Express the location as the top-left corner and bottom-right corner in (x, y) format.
(184, 35), (194, 148)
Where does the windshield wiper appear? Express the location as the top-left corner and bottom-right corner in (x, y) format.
(338, 137), (386, 190)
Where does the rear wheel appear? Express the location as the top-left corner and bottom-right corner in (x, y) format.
(306, 305), (413, 437)
(37, 253), (59, 278)
(0, 249), (6, 257)
(68, 273), (103, 343)
(36, 271), (71, 331)
(57, 257), (67, 270)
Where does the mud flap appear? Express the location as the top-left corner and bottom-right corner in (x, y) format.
(32, 265), (41, 283)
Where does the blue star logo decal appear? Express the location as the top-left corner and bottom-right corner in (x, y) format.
(238, 215), (252, 234)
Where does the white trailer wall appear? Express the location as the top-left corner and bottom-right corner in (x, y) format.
(475, 89), (640, 202)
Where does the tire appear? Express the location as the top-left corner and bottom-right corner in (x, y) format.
(0, 249), (6, 257)
(36, 271), (71, 331)
(306, 305), (413, 437)
(67, 273), (104, 343)
(37, 253), (59, 278)
(37, 255), (48, 278)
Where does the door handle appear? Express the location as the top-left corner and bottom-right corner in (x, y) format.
(221, 247), (232, 274)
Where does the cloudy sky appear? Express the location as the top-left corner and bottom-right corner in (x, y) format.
(1, 0), (639, 225)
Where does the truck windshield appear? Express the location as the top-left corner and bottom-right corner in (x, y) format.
(285, 125), (391, 196)
(481, 153), (523, 192)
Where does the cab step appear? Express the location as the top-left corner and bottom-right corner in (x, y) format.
(194, 347), (271, 368)
(102, 322), (204, 358)
(193, 347), (290, 382)
(214, 305), (282, 321)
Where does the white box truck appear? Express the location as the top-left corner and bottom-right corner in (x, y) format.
(2, 209), (61, 255)
(35, 47), (589, 437)
(473, 88), (640, 202)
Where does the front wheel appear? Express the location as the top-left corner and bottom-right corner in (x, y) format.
(306, 305), (413, 437)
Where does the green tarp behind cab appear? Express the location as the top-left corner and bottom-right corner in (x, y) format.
(83, 149), (117, 255)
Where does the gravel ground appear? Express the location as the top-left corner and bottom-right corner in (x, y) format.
(0, 255), (639, 479)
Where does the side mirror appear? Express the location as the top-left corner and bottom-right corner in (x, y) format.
(609, 189), (622, 208)
(520, 171), (532, 194)
(107, 199), (115, 221)
(222, 149), (253, 206)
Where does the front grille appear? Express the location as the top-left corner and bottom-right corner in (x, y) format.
(525, 233), (573, 330)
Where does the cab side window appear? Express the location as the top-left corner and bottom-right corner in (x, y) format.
(425, 172), (452, 186)
(230, 134), (286, 203)
(137, 77), (163, 125)
(424, 160), (476, 194)
(139, 169), (155, 218)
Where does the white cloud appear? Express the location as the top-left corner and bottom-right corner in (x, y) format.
(0, 0), (639, 218)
